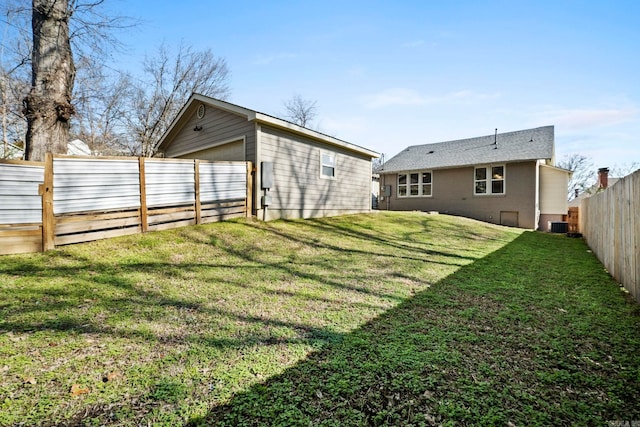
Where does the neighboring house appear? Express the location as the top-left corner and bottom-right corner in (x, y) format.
(0, 141), (23, 160)
(378, 126), (570, 231)
(568, 167), (619, 208)
(2, 139), (92, 159)
(67, 139), (92, 156)
(156, 93), (380, 220)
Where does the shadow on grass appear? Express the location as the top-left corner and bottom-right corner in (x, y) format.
(187, 231), (640, 426)
(240, 216), (481, 264)
(0, 214), (476, 343)
(1, 256), (397, 348)
(3, 215), (639, 425)
(2, 254), (356, 351)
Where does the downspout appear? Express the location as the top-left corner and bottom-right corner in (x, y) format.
(255, 123), (262, 219)
(384, 174), (390, 211)
(535, 160), (541, 230)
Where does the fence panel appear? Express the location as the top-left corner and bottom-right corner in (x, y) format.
(0, 156), (250, 254)
(144, 159), (197, 231)
(582, 169), (640, 302)
(145, 159), (196, 207)
(199, 162), (247, 202)
(198, 162), (248, 223)
(53, 157), (141, 214)
(0, 162), (44, 224)
(0, 161), (45, 255)
(51, 157), (143, 246)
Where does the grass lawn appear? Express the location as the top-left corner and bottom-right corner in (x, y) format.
(0, 212), (638, 426)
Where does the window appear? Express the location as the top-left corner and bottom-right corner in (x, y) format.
(320, 152), (336, 179)
(475, 165), (505, 195)
(398, 171), (432, 197)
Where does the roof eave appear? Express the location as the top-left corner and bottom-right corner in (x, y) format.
(540, 162), (573, 175)
(254, 112), (379, 158)
(157, 94), (379, 158)
(157, 94), (256, 152)
(380, 157), (552, 174)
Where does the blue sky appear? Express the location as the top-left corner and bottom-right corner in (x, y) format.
(109, 0), (640, 170)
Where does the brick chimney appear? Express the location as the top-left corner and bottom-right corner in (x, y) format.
(598, 167), (609, 189)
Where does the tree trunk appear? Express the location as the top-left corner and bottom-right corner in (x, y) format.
(23, 0), (75, 161)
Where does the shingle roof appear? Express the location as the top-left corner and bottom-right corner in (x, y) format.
(380, 126), (555, 173)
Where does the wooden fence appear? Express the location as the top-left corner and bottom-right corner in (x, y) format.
(1, 154), (253, 255)
(581, 169), (639, 303)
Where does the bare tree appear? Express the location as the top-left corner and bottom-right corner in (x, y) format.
(22, 0), (76, 160)
(3, 3), (226, 159)
(70, 43), (230, 157)
(283, 94), (317, 128)
(372, 153), (385, 173)
(557, 153), (596, 200)
(0, 63), (30, 158)
(1, 4), (30, 158)
(126, 43), (230, 157)
(3, 0), (134, 160)
(611, 162), (640, 178)
(71, 56), (133, 155)
(0, 70), (29, 158)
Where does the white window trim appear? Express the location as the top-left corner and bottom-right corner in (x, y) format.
(320, 150), (336, 180)
(474, 164), (506, 196)
(397, 170), (433, 198)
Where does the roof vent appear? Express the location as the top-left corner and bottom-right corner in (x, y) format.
(427, 150), (434, 154)
(197, 104), (206, 119)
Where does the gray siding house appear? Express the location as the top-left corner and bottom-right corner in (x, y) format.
(156, 94), (379, 220)
(378, 126), (570, 231)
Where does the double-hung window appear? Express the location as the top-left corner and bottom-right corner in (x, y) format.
(398, 171), (432, 197)
(474, 165), (505, 195)
(320, 152), (336, 179)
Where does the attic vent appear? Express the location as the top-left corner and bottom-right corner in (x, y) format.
(197, 104), (206, 119)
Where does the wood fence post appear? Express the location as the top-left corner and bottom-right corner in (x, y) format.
(246, 161), (254, 218)
(139, 157), (148, 232)
(194, 159), (201, 224)
(41, 153), (55, 251)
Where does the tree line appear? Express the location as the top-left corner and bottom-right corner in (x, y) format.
(1, 0), (233, 161)
(1, 1), (321, 162)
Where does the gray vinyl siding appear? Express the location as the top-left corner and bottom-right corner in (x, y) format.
(259, 125), (371, 219)
(163, 106), (257, 164)
(177, 140), (245, 162)
(380, 161), (538, 229)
